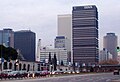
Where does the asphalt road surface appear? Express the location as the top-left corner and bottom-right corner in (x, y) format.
(1, 73), (120, 82)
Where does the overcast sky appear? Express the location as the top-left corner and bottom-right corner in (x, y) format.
(0, 0), (120, 49)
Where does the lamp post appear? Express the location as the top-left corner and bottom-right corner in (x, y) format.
(98, 65), (101, 72)
(50, 65), (52, 74)
(15, 59), (19, 71)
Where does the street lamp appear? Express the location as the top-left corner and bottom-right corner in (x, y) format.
(15, 59), (19, 71)
(50, 65), (53, 74)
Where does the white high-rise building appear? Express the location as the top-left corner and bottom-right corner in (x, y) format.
(36, 39), (41, 62)
(99, 48), (112, 62)
(58, 14), (72, 52)
(58, 14), (72, 63)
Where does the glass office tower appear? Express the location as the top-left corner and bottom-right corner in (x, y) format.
(0, 29), (14, 48)
(14, 30), (36, 61)
(72, 5), (99, 64)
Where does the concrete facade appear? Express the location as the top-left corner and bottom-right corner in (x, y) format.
(40, 48), (68, 65)
(55, 36), (68, 49)
(103, 33), (118, 60)
(99, 48), (113, 62)
(36, 39), (41, 62)
(58, 14), (72, 52)
(0, 60), (41, 71)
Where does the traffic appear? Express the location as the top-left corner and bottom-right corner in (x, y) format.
(0, 69), (79, 80)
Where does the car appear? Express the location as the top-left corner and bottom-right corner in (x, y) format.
(51, 70), (64, 75)
(34, 71), (41, 77)
(8, 71), (22, 79)
(0, 71), (8, 79)
(64, 70), (72, 74)
(113, 69), (119, 75)
(28, 71), (35, 78)
(76, 70), (80, 74)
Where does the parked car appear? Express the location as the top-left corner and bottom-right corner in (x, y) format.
(19, 71), (28, 78)
(28, 71), (35, 78)
(52, 70), (64, 75)
(34, 71), (41, 77)
(8, 71), (22, 79)
(0, 71), (8, 79)
(113, 69), (119, 75)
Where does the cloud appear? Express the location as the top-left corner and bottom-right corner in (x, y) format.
(0, 0), (120, 48)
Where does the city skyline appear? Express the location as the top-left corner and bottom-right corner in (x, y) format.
(0, 0), (120, 49)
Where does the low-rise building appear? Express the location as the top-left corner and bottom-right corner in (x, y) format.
(40, 48), (68, 66)
(99, 48), (113, 62)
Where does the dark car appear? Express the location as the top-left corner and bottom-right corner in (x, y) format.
(0, 72), (8, 79)
(113, 69), (119, 75)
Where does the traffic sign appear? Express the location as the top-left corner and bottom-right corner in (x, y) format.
(0, 58), (4, 63)
(2, 58), (4, 62)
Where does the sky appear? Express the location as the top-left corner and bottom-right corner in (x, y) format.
(0, 0), (120, 49)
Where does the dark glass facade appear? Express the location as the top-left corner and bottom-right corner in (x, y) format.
(0, 29), (14, 48)
(14, 30), (36, 61)
(72, 5), (99, 64)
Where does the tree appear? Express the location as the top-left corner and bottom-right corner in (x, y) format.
(0, 45), (18, 61)
(53, 53), (57, 70)
(60, 60), (64, 66)
(99, 59), (119, 65)
(6, 47), (18, 60)
(0, 45), (6, 58)
(48, 52), (51, 64)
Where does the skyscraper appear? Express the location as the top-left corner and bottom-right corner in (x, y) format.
(14, 30), (36, 61)
(103, 33), (118, 60)
(72, 5), (99, 64)
(58, 14), (72, 62)
(0, 28), (14, 48)
(58, 14), (72, 52)
(36, 39), (41, 62)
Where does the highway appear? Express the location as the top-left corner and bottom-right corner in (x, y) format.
(1, 73), (120, 82)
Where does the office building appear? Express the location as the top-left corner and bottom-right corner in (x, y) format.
(58, 15), (72, 62)
(72, 5), (99, 64)
(40, 48), (68, 65)
(99, 48), (112, 62)
(14, 30), (36, 61)
(0, 28), (14, 48)
(55, 36), (68, 49)
(36, 39), (41, 62)
(58, 14), (72, 51)
(103, 33), (118, 60)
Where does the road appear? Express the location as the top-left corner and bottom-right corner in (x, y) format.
(1, 73), (120, 82)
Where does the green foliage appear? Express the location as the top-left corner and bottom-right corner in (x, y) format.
(0, 45), (18, 61)
(48, 52), (51, 64)
(53, 53), (57, 70)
